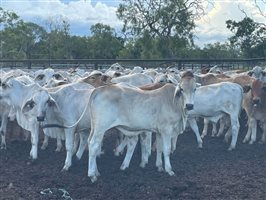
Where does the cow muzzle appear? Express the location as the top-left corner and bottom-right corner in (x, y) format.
(37, 116), (45, 122)
(185, 104), (194, 110)
(252, 98), (260, 107)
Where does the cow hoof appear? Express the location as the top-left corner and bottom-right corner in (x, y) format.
(27, 158), (37, 165)
(55, 147), (62, 152)
(198, 143), (203, 149)
(61, 166), (70, 172)
(113, 149), (120, 157)
(1, 145), (6, 150)
(157, 166), (164, 172)
(139, 162), (146, 168)
(227, 147), (234, 151)
(249, 141), (254, 145)
(41, 145), (47, 150)
(120, 164), (128, 171)
(167, 170), (175, 176)
(242, 139), (248, 143)
(90, 176), (97, 183)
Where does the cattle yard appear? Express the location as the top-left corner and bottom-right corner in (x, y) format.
(0, 64), (266, 200)
(1, 120), (266, 200)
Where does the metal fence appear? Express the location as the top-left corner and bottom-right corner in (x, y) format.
(0, 58), (265, 71)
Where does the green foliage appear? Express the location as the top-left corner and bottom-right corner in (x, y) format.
(226, 17), (266, 58)
(87, 23), (124, 59)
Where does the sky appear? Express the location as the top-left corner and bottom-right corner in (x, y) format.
(0, 0), (265, 47)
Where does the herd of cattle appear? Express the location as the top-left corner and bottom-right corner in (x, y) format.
(0, 63), (266, 182)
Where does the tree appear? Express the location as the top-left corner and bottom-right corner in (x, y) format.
(0, 7), (20, 27)
(0, 21), (47, 59)
(88, 23), (124, 59)
(116, 0), (208, 39)
(44, 16), (72, 59)
(226, 17), (266, 58)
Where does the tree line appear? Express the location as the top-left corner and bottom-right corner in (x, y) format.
(0, 0), (265, 60)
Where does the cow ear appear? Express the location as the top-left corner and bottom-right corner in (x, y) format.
(174, 86), (183, 98)
(101, 75), (110, 82)
(114, 72), (121, 77)
(47, 97), (58, 107)
(196, 83), (201, 87)
(22, 99), (35, 114)
(262, 71), (266, 76)
(243, 85), (251, 93)
(247, 71), (253, 76)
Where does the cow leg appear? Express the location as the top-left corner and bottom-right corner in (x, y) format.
(260, 123), (266, 143)
(243, 122), (252, 143)
(155, 133), (163, 172)
(249, 118), (257, 145)
(217, 118), (226, 137)
(76, 132), (88, 160)
(171, 133), (178, 153)
(228, 117), (240, 151)
(114, 136), (128, 156)
(188, 118), (203, 148)
(201, 118), (209, 139)
(29, 125), (39, 160)
(41, 135), (49, 150)
(0, 115), (8, 149)
(72, 132), (80, 155)
(161, 131), (175, 176)
(88, 129), (104, 183)
(62, 128), (75, 171)
(120, 136), (138, 170)
(55, 138), (63, 152)
(211, 122), (217, 137)
(139, 132), (152, 168)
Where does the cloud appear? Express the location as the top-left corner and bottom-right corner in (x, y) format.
(194, 0), (266, 47)
(0, 0), (264, 47)
(0, 0), (122, 35)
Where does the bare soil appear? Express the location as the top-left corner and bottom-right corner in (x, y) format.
(1, 120), (266, 200)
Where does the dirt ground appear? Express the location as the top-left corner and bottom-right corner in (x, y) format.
(1, 121), (266, 200)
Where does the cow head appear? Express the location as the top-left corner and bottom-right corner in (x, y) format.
(244, 79), (266, 107)
(247, 66), (265, 81)
(22, 90), (59, 122)
(175, 71), (197, 111)
(82, 73), (112, 87)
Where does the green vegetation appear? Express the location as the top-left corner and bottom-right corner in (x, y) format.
(0, 1), (265, 60)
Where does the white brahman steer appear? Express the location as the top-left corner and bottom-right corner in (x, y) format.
(87, 71), (197, 182)
(186, 82), (243, 151)
(0, 76), (41, 160)
(22, 82), (94, 171)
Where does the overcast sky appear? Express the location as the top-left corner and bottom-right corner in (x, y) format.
(0, 0), (265, 47)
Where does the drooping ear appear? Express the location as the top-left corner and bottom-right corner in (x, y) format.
(174, 86), (183, 98)
(243, 85), (251, 93)
(47, 97), (58, 108)
(22, 98), (35, 114)
(114, 72), (121, 77)
(262, 71), (266, 76)
(196, 83), (201, 87)
(101, 75), (109, 82)
(247, 71), (253, 76)
(53, 73), (64, 80)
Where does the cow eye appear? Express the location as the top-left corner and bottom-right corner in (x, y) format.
(36, 74), (45, 80)
(53, 73), (62, 80)
(1, 83), (7, 89)
(27, 101), (35, 108)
